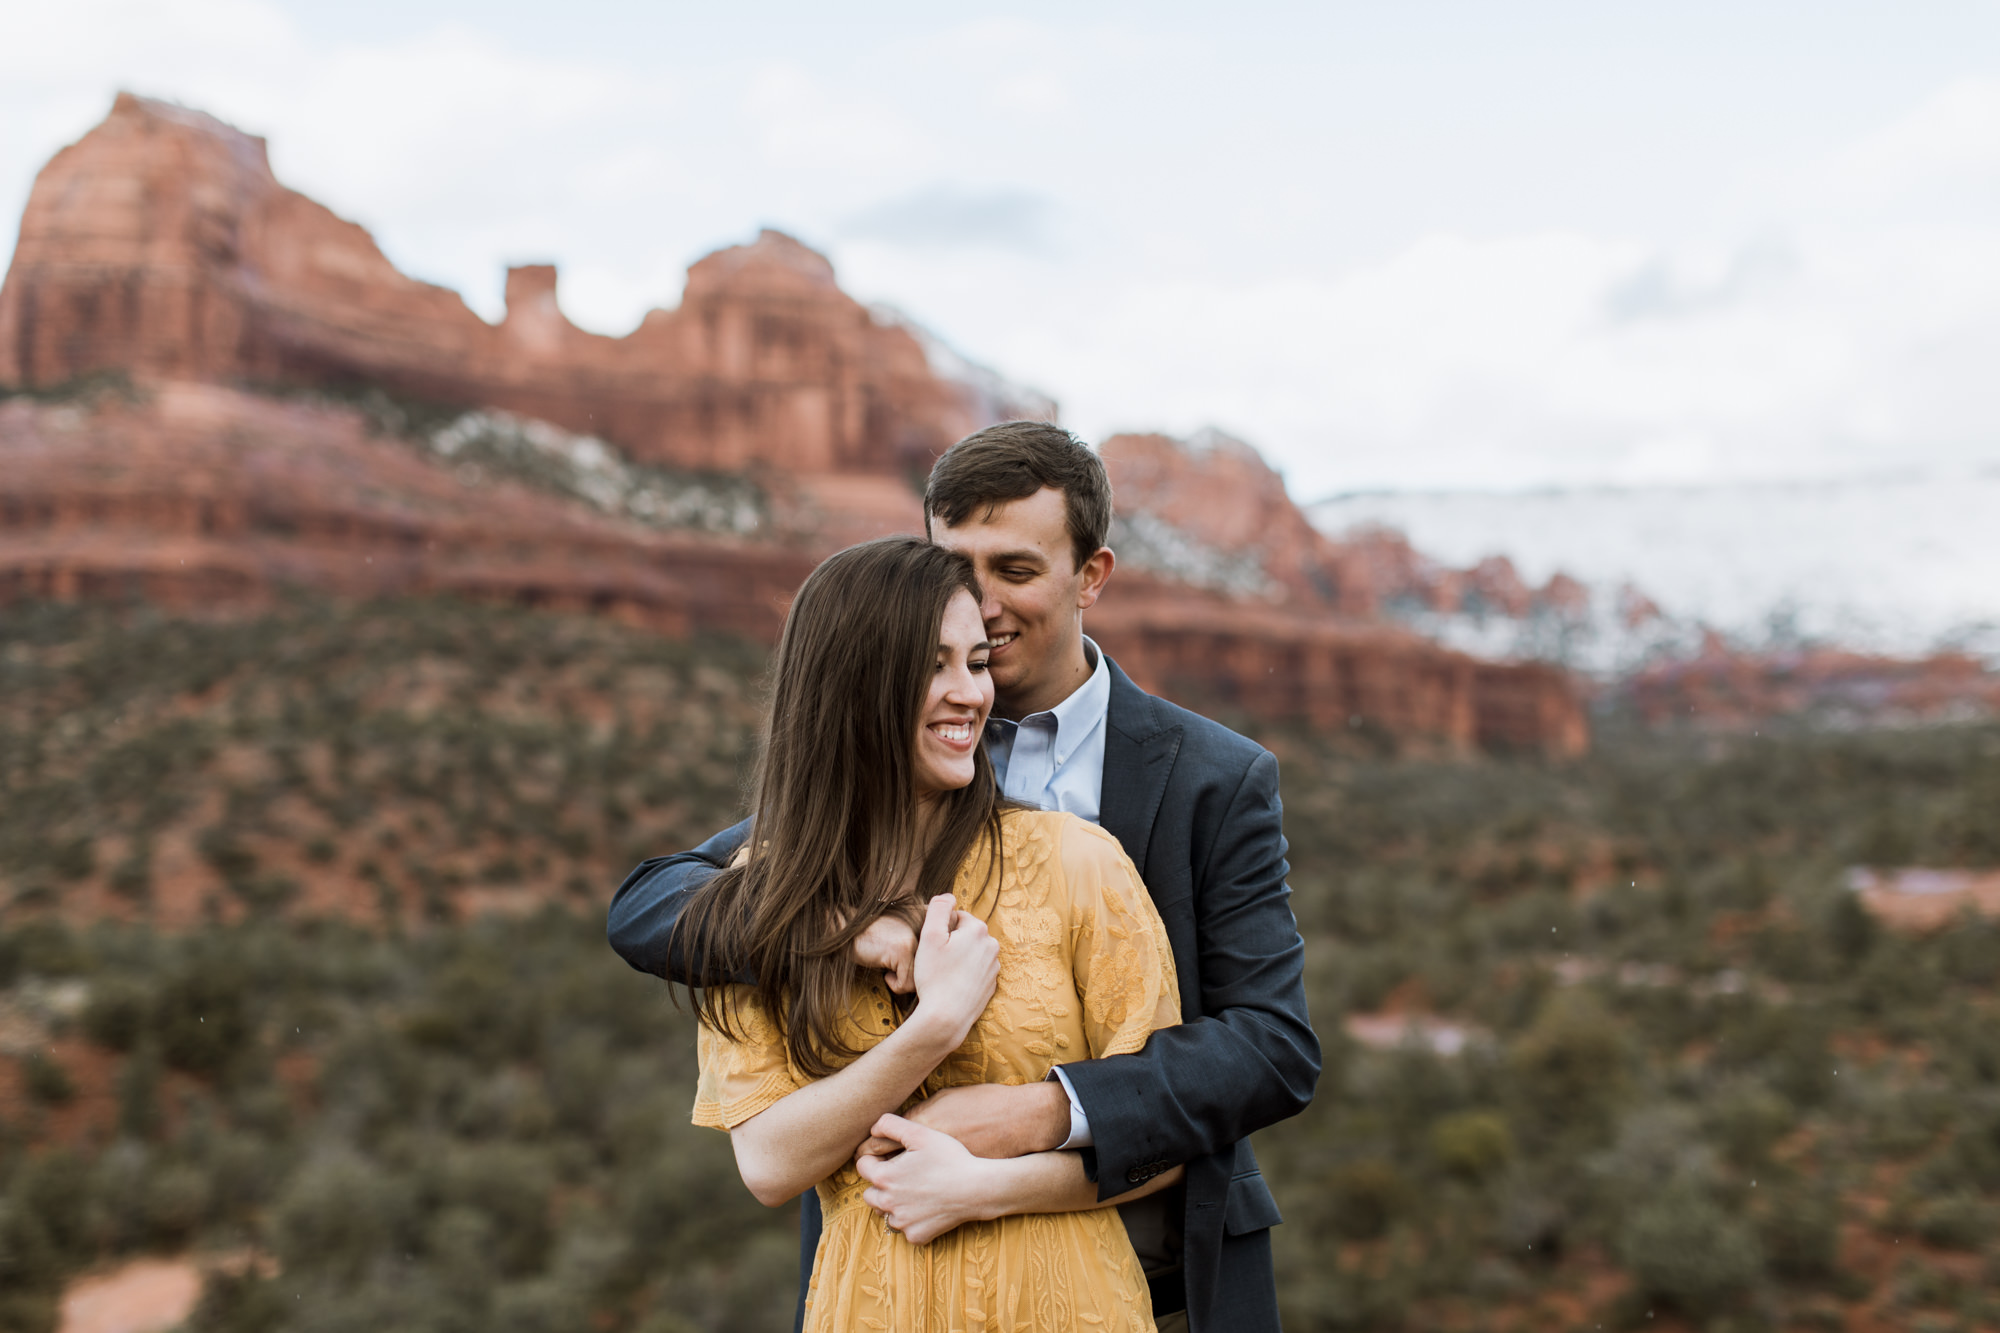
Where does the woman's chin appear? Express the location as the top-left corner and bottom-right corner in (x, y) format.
(915, 766), (978, 799)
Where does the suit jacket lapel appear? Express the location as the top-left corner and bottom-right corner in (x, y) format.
(1098, 660), (1181, 881)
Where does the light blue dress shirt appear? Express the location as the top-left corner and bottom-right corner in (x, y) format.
(984, 636), (1111, 824)
(982, 637), (1112, 1148)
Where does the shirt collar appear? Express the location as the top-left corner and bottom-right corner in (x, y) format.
(990, 637), (1110, 752)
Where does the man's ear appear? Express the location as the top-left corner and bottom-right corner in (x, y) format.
(1075, 547), (1115, 611)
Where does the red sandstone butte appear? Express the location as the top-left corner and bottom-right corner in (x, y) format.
(0, 381), (817, 640)
(0, 93), (1591, 755)
(0, 94), (1046, 476)
(1093, 430), (1587, 753)
(1621, 643), (2000, 729)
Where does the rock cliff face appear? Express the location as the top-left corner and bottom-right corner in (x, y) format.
(0, 94), (1044, 476)
(1617, 641), (2000, 729)
(0, 94), (1591, 755)
(0, 381), (816, 641)
(1095, 432), (1588, 753)
(1100, 430), (1594, 625)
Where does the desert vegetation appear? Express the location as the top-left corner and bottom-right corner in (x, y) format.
(1, 597), (1996, 1332)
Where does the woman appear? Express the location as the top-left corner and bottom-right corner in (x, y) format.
(674, 537), (1180, 1333)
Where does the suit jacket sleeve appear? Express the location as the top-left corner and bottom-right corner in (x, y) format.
(606, 818), (752, 983)
(1058, 750), (1320, 1198)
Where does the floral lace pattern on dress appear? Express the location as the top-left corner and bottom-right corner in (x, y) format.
(692, 809), (1180, 1333)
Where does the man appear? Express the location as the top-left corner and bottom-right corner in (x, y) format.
(608, 421), (1319, 1332)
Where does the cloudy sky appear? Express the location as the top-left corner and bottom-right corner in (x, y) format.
(4, 0), (1998, 497)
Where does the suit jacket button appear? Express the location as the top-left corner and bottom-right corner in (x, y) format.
(1127, 1166), (1147, 1185)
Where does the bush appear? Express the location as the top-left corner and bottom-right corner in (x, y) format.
(21, 1053), (75, 1107)
(1430, 1111), (1515, 1183)
(144, 1164), (214, 1244)
(271, 1153), (418, 1281)
(1507, 990), (1631, 1142)
(1757, 1181), (1841, 1282)
(1912, 1194), (1993, 1252)
(1326, 1158), (1411, 1241)
(185, 1270), (287, 1333)
(157, 961), (254, 1075)
(1618, 1180), (1764, 1315)
(83, 979), (151, 1052)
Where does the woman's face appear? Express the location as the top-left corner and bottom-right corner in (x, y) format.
(913, 589), (994, 799)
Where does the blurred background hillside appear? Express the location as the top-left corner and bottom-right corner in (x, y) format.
(3, 4), (1999, 1332)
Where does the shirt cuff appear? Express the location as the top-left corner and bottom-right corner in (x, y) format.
(1047, 1066), (1093, 1149)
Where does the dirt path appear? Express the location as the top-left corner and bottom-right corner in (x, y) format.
(59, 1259), (201, 1333)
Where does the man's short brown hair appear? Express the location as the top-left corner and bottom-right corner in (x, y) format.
(924, 421), (1113, 573)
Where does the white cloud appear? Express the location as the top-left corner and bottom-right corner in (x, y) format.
(1818, 77), (2000, 204)
(1, 1), (1997, 498)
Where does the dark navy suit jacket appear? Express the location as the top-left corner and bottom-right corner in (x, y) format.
(607, 659), (1321, 1333)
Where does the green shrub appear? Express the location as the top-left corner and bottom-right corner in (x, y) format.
(1617, 1180), (1764, 1315)
(4, 922), (89, 977)
(1507, 990), (1631, 1142)
(1708, 1084), (1795, 1168)
(21, 1054), (75, 1107)
(1912, 1194), (1993, 1252)
(1326, 1158), (1411, 1241)
(83, 979), (151, 1052)
(156, 962), (254, 1075)
(184, 1270), (287, 1333)
(1430, 1111), (1515, 1183)
(1756, 1181), (1841, 1282)
(0, 1292), (58, 1333)
(271, 1152), (417, 1281)
(144, 1163), (214, 1243)
(115, 1045), (163, 1141)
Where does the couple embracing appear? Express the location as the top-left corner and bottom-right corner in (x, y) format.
(608, 423), (1321, 1333)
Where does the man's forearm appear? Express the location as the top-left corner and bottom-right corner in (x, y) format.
(971, 1151), (1182, 1219)
(606, 819), (750, 982)
(857, 1133), (1185, 1244)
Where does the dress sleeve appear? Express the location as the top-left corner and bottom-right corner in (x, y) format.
(1060, 818), (1181, 1059)
(691, 987), (804, 1130)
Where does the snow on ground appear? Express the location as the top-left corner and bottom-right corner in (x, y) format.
(1311, 470), (2000, 671)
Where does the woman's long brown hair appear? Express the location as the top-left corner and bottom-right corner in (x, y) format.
(671, 537), (1008, 1077)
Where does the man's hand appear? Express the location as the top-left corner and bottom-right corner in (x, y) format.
(851, 915), (918, 994)
(855, 1082), (1071, 1161)
(854, 1114), (999, 1244)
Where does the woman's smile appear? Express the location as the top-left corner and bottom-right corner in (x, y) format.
(912, 590), (995, 796)
(929, 719), (977, 747)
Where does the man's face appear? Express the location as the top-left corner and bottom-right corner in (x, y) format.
(932, 486), (1110, 718)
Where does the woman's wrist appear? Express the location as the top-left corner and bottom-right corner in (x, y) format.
(901, 1004), (971, 1060)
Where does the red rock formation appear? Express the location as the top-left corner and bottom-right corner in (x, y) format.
(1620, 643), (2000, 729)
(0, 94), (1045, 476)
(0, 95), (1594, 757)
(1099, 431), (1378, 615)
(1102, 435), (1594, 629)
(0, 382), (816, 640)
(1087, 574), (1587, 756)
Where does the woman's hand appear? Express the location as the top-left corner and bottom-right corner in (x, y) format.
(852, 915), (919, 993)
(909, 894), (999, 1049)
(855, 1114), (1000, 1244)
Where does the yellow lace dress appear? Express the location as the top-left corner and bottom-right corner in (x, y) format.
(692, 808), (1180, 1333)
